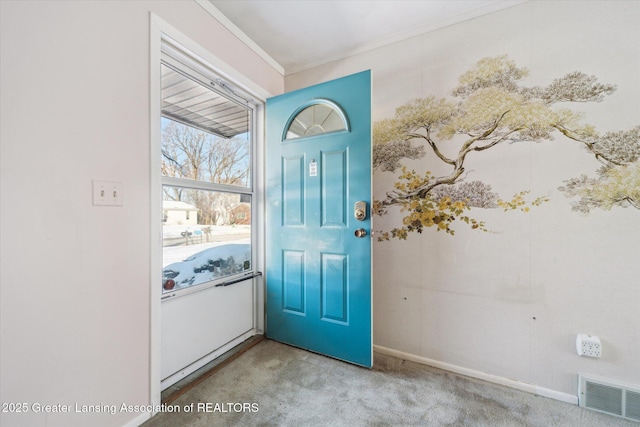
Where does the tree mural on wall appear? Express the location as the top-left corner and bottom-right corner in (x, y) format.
(373, 55), (640, 240)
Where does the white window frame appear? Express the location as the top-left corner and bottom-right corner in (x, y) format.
(159, 49), (256, 297)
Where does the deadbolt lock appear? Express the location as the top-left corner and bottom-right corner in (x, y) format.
(354, 201), (367, 221)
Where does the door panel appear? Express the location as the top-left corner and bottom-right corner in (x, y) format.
(265, 71), (372, 367)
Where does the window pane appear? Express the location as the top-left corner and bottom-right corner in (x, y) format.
(161, 118), (251, 187)
(285, 103), (347, 140)
(161, 63), (251, 188)
(162, 187), (252, 292)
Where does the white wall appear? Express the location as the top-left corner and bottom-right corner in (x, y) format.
(287, 0), (640, 400)
(0, 1), (281, 426)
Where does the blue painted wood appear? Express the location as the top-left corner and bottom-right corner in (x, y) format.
(266, 71), (372, 367)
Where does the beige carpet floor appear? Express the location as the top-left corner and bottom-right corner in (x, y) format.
(144, 339), (635, 426)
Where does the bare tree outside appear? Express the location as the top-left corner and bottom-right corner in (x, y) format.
(374, 55), (639, 240)
(161, 119), (250, 225)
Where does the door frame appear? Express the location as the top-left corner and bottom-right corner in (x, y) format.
(149, 13), (272, 412)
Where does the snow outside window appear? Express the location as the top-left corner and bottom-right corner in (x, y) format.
(162, 187), (251, 292)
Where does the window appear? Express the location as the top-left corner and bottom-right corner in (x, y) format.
(160, 47), (255, 294)
(162, 186), (252, 290)
(284, 99), (349, 140)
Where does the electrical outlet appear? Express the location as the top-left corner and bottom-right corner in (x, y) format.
(576, 334), (601, 358)
(93, 180), (123, 206)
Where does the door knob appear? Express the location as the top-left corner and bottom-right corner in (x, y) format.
(354, 228), (367, 238)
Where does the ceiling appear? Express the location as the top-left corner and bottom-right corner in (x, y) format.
(208, 0), (526, 75)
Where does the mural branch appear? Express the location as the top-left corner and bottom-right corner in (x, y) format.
(374, 55), (639, 240)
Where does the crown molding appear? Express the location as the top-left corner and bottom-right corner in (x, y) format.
(195, 0), (285, 77)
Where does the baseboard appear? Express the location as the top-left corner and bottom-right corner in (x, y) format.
(373, 345), (578, 405)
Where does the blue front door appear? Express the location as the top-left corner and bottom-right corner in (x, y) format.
(265, 71), (372, 367)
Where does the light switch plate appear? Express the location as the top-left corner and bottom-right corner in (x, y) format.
(92, 180), (123, 206)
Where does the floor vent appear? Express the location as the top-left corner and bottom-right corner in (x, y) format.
(579, 375), (640, 422)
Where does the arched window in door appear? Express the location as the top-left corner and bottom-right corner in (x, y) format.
(283, 99), (349, 141)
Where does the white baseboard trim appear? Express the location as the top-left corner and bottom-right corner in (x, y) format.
(373, 345), (578, 405)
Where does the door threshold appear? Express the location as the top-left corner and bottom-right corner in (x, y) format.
(161, 335), (265, 404)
